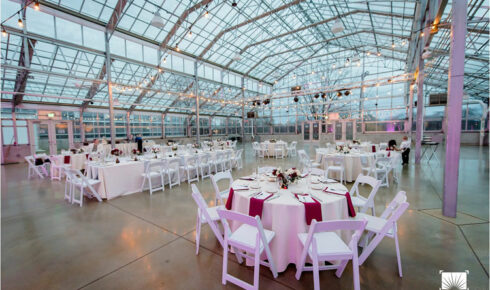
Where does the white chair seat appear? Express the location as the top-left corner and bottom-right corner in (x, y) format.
(311, 162), (321, 167)
(355, 213), (393, 235)
(298, 232), (352, 256)
(205, 205), (224, 222)
(71, 178), (100, 186)
(350, 196), (368, 208)
(230, 224), (275, 252)
(141, 171), (161, 178)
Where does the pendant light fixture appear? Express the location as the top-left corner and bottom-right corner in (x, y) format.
(17, 13), (23, 28)
(151, 11), (165, 28)
(33, 0), (40, 11)
(1, 26), (7, 37)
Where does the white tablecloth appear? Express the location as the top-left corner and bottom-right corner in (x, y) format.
(56, 154), (87, 170)
(230, 176), (350, 272)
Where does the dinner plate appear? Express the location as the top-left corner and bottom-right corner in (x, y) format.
(265, 188), (278, 193)
(311, 184), (324, 190)
(249, 183), (261, 189)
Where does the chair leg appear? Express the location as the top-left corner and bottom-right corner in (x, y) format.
(222, 241), (228, 285)
(312, 255), (320, 290)
(253, 247), (261, 290)
(352, 255), (360, 290)
(195, 214), (201, 255)
(394, 232), (403, 277)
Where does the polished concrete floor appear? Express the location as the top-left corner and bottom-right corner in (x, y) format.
(2, 144), (488, 289)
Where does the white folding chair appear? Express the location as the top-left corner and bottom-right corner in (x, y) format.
(379, 143), (388, 151)
(184, 155), (199, 184)
(211, 171), (233, 206)
(357, 191), (409, 277)
(295, 219), (368, 290)
(198, 153), (212, 179)
(49, 155), (67, 181)
(25, 156), (48, 179)
(257, 166), (275, 175)
(140, 160), (165, 195)
(274, 143), (285, 159)
(191, 184), (225, 255)
(217, 209), (278, 290)
(360, 155), (375, 177)
(163, 157), (181, 188)
(325, 155), (346, 184)
(375, 157), (392, 187)
(287, 141), (297, 157)
(224, 150), (233, 170)
(214, 152), (226, 173)
(65, 169), (102, 207)
(298, 150), (321, 171)
(350, 174), (382, 215)
(233, 149), (243, 170)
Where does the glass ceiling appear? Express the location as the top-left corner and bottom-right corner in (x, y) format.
(1, 0), (488, 117)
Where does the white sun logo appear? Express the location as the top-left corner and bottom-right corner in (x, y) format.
(440, 270), (469, 290)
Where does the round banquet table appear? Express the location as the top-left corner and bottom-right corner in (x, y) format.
(230, 176), (351, 272)
(260, 141), (287, 157)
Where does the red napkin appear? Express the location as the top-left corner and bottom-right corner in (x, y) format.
(387, 152), (391, 157)
(85, 154), (89, 159)
(323, 187), (356, 217)
(295, 194), (322, 225)
(372, 145), (376, 153)
(248, 193), (273, 218)
(63, 155), (71, 164)
(225, 188), (234, 210)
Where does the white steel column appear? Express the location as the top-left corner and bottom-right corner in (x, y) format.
(443, 0), (467, 218)
(194, 61), (200, 144)
(105, 32), (116, 148)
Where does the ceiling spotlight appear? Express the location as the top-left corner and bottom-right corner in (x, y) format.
(34, 0), (40, 11)
(401, 40), (407, 46)
(292, 74), (296, 79)
(256, 100), (260, 106)
(311, 71), (315, 75)
(337, 91), (342, 97)
(204, 10), (209, 18)
(367, 52), (371, 56)
(232, 1), (238, 7)
(344, 90), (351, 96)
(332, 64), (336, 68)
(163, 57), (167, 64)
(391, 42), (395, 48)
(175, 44), (180, 52)
(294, 97), (299, 103)
(314, 94), (319, 99)
(377, 52), (381, 56)
(321, 93), (326, 99)
(1, 27), (7, 37)
(187, 31), (192, 38)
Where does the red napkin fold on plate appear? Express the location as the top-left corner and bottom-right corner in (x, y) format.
(248, 193), (273, 218)
(63, 155), (71, 164)
(372, 145), (376, 153)
(295, 193), (322, 225)
(225, 188), (234, 210)
(323, 187), (357, 217)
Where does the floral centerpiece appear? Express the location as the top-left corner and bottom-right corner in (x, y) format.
(192, 143), (200, 149)
(352, 139), (361, 145)
(111, 148), (121, 163)
(272, 167), (302, 189)
(132, 149), (142, 156)
(336, 145), (351, 154)
(151, 147), (160, 158)
(269, 139), (277, 143)
(167, 141), (174, 146)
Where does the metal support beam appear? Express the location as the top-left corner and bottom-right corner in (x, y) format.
(443, 0), (467, 218)
(407, 82), (414, 133)
(105, 32), (116, 148)
(414, 57), (424, 164)
(160, 0), (212, 50)
(12, 39), (36, 106)
(195, 61), (200, 144)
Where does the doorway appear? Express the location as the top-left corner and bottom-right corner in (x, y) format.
(303, 121), (320, 142)
(334, 120), (356, 142)
(28, 120), (74, 155)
